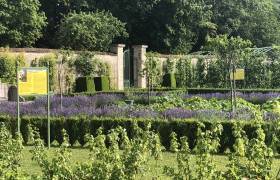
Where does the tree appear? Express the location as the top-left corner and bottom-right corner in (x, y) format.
(88, 0), (213, 53)
(175, 57), (192, 88)
(57, 11), (128, 51)
(141, 52), (161, 104)
(0, 52), (25, 84)
(145, 0), (213, 53)
(205, 35), (252, 86)
(74, 52), (96, 76)
(0, 0), (47, 47)
(207, 0), (280, 47)
(37, 0), (89, 47)
(205, 35), (252, 112)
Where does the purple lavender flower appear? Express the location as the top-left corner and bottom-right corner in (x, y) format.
(163, 108), (197, 120)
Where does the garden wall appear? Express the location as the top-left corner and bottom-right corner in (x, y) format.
(0, 45), (125, 91)
(0, 82), (9, 100)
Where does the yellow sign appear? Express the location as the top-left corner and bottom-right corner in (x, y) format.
(18, 68), (48, 95)
(230, 69), (245, 80)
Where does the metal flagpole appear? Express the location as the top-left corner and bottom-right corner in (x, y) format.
(47, 62), (50, 149)
(16, 61), (20, 134)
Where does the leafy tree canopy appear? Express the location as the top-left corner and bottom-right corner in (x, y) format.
(207, 0), (280, 47)
(0, 0), (47, 47)
(57, 11), (128, 51)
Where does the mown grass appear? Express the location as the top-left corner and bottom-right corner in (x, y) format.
(21, 146), (280, 179)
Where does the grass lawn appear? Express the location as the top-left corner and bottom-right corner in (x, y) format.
(21, 146), (280, 179)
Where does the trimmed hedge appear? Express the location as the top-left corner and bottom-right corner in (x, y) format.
(8, 86), (17, 101)
(162, 73), (176, 88)
(94, 76), (110, 91)
(0, 116), (278, 153)
(75, 76), (95, 93)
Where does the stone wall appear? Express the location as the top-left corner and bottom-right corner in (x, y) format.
(0, 46), (211, 92)
(131, 46), (212, 88)
(0, 45), (125, 91)
(0, 82), (9, 99)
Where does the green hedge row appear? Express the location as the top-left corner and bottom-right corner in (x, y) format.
(162, 73), (177, 88)
(94, 77), (110, 91)
(75, 76), (110, 93)
(0, 116), (278, 153)
(75, 76), (96, 93)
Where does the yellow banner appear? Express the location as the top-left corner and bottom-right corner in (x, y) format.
(18, 68), (48, 95)
(230, 69), (245, 80)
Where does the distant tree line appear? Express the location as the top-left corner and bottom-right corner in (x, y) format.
(0, 0), (280, 53)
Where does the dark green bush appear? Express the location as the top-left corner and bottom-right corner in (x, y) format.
(57, 11), (128, 51)
(94, 76), (110, 91)
(162, 73), (176, 88)
(0, 116), (278, 153)
(8, 86), (17, 101)
(75, 77), (95, 93)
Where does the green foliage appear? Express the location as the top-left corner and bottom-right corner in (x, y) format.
(2, 0), (280, 53)
(75, 76), (95, 93)
(74, 51), (111, 78)
(142, 52), (161, 88)
(0, 52), (25, 84)
(94, 76), (110, 91)
(0, 121), (279, 179)
(31, 129), (75, 179)
(73, 125), (158, 179)
(271, 121), (280, 154)
(270, 47), (280, 88)
(162, 73), (176, 88)
(55, 50), (77, 94)
(175, 57), (192, 88)
(194, 123), (223, 179)
(147, 0), (213, 53)
(184, 46), (280, 89)
(0, 0), (47, 47)
(209, 0), (280, 47)
(164, 58), (175, 74)
(57, 11), (128, 51)
(169, 132), (179, 152)
(241, 51), (271, 88)
(0, 115), (279, 154)
(262, 98), (280, 114)
(226, 122), (275, 179)
(226, 122), (248, 178)
(187, 87), (280, 94)
(0, 123), (24, 179)
(74, 52), (96, 76)
(205, 35), (252, 88)
(245, 123), (274, 179)
(194, 58), (207, 87)
(26, 124), (35, 145)
(152, 93), (185, 112)
(164, 136), (192, 179)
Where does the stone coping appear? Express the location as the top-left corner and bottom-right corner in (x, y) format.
(0, 48), (117, 56)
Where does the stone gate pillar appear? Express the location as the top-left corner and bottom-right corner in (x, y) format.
(132, 45), (148, 88)
(111, 44), (125, 90)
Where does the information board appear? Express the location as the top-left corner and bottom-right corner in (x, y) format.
(18, 68), (48, 95)
(230, 69), (245, 80)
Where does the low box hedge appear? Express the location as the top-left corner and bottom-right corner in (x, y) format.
(0, 116), (278, 153)
(162, 73), (176, 88)
(94, 76), (110, 91)
(75, 76), (95, 93)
